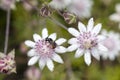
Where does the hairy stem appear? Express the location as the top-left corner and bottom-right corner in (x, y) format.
(63, 54), (73, 80)
(49, 17), (68, 30)
(4, 9), (11, 54)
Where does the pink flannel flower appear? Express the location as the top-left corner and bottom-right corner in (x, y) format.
(25, 28), (67, 71)
(100, 30), (120, 60)
(67, 18), (108, 65)
(0, 49), (16, 74)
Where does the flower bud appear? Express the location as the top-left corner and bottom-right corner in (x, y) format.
(39, 5), (52, 17)
(63, 12), (76, 24)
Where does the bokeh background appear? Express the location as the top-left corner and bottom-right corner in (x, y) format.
(0, 0), (120, 80)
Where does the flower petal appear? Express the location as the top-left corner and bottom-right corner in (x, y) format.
(25, 40), (35, 48)
(68, 28), (80, 37)
(98, 44), (108, 52)
(27, 49), (36, 57)
(33, 33), (41, 42)
(92, 23), (102, 35)
(49, 33), (57, 41)
(68, 38), (78, 44)
(75, 49), (84, 58)
(0, 52), (5, 58)
(8, 49), (15, 58)
(39, 59), (46, 70)
(52, 53), (63, 63)
(78, 22), (86, 32)
(109, 54), (115, 61)
(55, 46), (66, 53)
(55, 38), (66, 45)
(42, 28), (48, 39)
(67, 44), (79, 52)
(97, 35), (106, 42)
(46, 59), (54, 71)
(28, 56), (39, 66)
(87, 18), (94, 31)
(84, 51), (91, 66)
(91, 49), (100, 60)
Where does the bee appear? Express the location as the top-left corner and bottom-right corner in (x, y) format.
(45, 37), (57, 49)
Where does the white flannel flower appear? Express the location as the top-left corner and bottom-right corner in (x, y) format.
(100, 30), (120, 61)
(0, 0), (16, 10)
(25, 28), (67, 71)
(67, 0), (93, 19)
(49, 0), (72, 10)
(67, 18), (107, 66)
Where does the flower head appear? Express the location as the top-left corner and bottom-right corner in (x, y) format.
(25, 67), (41, 80)
(0, 0), (16, 10)
(25, 28), (66, 71)
(100, 30), (120, 60)
(49, 0), (72, 10)
(0, 49), (16, 74)
(67, 18), (107, 65)
(66, 0), (93, 19)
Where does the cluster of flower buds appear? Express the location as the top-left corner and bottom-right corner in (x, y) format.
(0, 49), (16, 74)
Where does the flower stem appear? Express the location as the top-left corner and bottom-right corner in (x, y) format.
(4, 9), (11, 54)
(63, 54), (73, 80)
(49, 17), (68, 30)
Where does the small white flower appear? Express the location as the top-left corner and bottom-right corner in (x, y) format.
(67, 18), (107, 66)
(100, 30), (120, 61)
(25, 28), (67, 71)
(0, 0), (16, 10)
(67, 0), (93, 19)
(49, 0), (72, 10)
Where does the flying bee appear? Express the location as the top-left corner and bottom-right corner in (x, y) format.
(45, 37), (57, 49)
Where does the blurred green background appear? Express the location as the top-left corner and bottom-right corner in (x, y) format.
(0, 0), (120, 80)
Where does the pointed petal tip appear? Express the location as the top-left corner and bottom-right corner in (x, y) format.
(86, 62), (91, 66)
(46, 59), (54, 72)
(90, 17), (93, 20)
(84, 52), (91, 66)
(42, 28), (48, 39)
(49, 33), (57, 41)
(52, 54), (64, 63)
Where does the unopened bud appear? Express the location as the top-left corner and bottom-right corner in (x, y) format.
(40, 5), (52, 17)
(63, 12), (76, 24)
